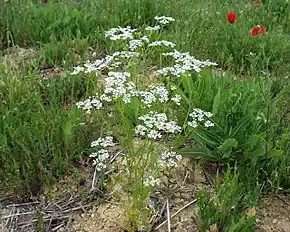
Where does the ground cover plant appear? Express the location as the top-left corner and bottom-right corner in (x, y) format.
(0, 0), (289, 231)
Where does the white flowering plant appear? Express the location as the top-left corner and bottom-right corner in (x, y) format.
(71, 15), (219, 231)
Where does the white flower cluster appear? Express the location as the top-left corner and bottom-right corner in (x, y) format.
(71, 65), (84, 75)
(149, 40), (176, 48)
(98, 72), (139, 104)
(77, 72), (181, 112)
(89, 136), (116, 171)
(76, 97), (103, 114)
(129, 39), (143, 51)
(138, 85), (168, 107)
(71, 51), (140, 75)
(154, 16), (175, 25)
(91, 136), (115, 148)
(84, 57), (114, 73)
(90, 149), (109, 171)
(113, 51), (140, 60)
(145, 25), (161, 31)
(158, 151), (182, 169)
(144, 175), (161, 187)
(128, 36), (149, 51)
(103, 71), (131, 99)
(156, 64), (188, 77)
(187, 108), (214, 128)
(105, 26), (137, 40)
(157, 50), (218, 77)
(135, 111), (181, 140)
(77, 72), (132, 112)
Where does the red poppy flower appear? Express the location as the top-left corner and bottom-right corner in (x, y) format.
(251, 25), (266, 36)
(259, 24), (266, 36)
(256, 2), (262, 7)
(227, 12), (236, 24)
(251, 27), (259, 36)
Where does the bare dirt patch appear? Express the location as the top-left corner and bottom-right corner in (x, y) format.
(257, 195), (290, 232)
(2, 157), (290, 232)
(59, 202), (124, 232)
(59, 161), (209, 232)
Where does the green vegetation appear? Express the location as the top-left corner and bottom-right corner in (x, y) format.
(0, 0), (289, 231)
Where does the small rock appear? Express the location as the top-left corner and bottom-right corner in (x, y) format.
(273, 219), (277, 224)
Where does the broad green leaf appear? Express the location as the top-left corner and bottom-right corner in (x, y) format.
(217, 138), (238, 156)
(245, 139), (266, 158)
(180, 147), (218, 161)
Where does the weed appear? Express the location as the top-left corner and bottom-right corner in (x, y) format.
(196, 167), (258, 232)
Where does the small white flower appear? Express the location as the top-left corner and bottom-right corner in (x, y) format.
(76, 97), (103, 113)
(135, 125), (148, 136)
(104, 72), (131, 99)
(136, 112), (181, 140)
(71, 65), (84, 75)
(159, 151), (182, 169)
(204, 112), (213, 118)
(122, 93), (132, 103)
(91, 136), (115, 147)
(160, 50), (217, 75)
(149, 40), (176, 48)
(89, 136), (116, 171)
(89, 152), (99, 158)
(112, 51), (140, 59)
(144, 176), (161, 187)
(204, 120), (214, 127)
(170, 85), (177, 91)
(145, 25), (161, 31)
(97, 149), (110, 161)
(171, 94), (181, 105)
(90, 149), (110, 171)
(105, 26), (137, 40)
(188, 108), (214, 128)
(129, 39), (143, 51)
(154, 16), (175, 25)
(140, 35), (149, 43)
(150, 85), (169, 103)
(164, 121), (181, 133)
(188, 120), (198, 128)
(148, 130), (162, 139)
(156, 64), (187, 77)
(100, 94), (112, 102)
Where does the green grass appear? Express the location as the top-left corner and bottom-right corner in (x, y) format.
(197, 167), (259, 232)
(0, 68), (98, 195)
(1, 0), (290, 74)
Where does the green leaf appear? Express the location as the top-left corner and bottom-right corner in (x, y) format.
(212, 88), (221, 115)
(229, 116), (251, 138)
(225, 54), (233, 67)
(180, 147), (218, 161)
(268, 149), (284, 158)
(217, 138), (238, 155)
(245, 139), (265, 158)
(190, 129), (218, 147)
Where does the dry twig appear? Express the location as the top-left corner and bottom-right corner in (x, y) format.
(155, 199), (197, 230)
(166, 198), (171, 232)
